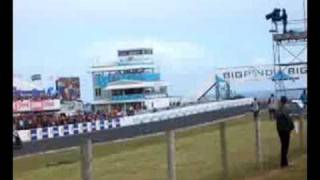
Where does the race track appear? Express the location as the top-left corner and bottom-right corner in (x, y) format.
(14, 105), (252, 157)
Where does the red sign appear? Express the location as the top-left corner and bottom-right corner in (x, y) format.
(43, 100), (55, 107)
(31, 101), (43, 111)
(13, 99), (60, 112)
(15, 101), (31, 112)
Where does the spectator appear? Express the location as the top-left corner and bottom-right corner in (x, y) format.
(50, 116), (56, 126)
(128, 106), (135, 116)
(117, 109), (123, 117)
(275, 96), (294, 168)
(268, 94), (277, 120)
(93, 114), (98, 122)
(27, 118), (32, 129)
(251, 98), (260, 119)
(14, 102), (161, 130)
(98, 112), (104, 120)
(18, 117), (25, 130)
(299, 90), (307, 109)
(143, 104), (147, 110)
(111, 108), (117, 118)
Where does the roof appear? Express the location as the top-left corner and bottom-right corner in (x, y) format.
(90, 64), (156, 73)
(92, 99), (144, 105)
(107, 80), (142, 86)
(105, 81), (169, 90)
(271, 71), (297, 81)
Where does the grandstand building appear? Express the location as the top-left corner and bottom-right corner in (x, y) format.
(90, 48), (180, 113)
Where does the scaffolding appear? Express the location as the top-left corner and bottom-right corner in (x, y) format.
(270, 19), (307, 97)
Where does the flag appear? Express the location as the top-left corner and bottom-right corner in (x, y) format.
(31, 74), (41, 81)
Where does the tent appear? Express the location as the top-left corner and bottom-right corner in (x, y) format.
(271, 71), (297, 81)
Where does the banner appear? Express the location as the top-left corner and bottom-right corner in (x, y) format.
(215, 64), (307, 83)
(14, 90), (46, 97)
(56, 77), (81, 101)
(15, 100), (31, 112)
(13, 99), (61, 112)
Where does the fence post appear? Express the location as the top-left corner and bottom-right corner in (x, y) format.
(254, 113), (263, 169)
(219, 122), (228, 180)
(166, 130), (176, 180)
(81, 138), (93, 180)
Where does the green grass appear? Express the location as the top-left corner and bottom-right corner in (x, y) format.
(13, 112), (307, 180)
(265, 154), (307, 180)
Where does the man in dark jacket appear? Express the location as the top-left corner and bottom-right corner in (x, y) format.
(282, 9), (288, 34)
(275, 96), (294, 168)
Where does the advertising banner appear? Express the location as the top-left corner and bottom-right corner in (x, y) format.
(56, 77), (80, 101)
(15, 100), (31, 112)
(31, 101), (43, 111)
(215, 64), (307, 83)
(13, 99), (61, 112)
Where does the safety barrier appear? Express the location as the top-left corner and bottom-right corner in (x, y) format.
(23, 119), (121, 142)
(17, 98), (254, 143)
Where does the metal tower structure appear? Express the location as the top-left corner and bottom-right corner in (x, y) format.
(197, 75), (231, 102)
(270, 19), (307, 97)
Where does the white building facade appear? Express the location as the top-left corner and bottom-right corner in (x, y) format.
(90, 48), (180, 113)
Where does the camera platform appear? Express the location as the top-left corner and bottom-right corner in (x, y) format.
(273, 30), (307, 42)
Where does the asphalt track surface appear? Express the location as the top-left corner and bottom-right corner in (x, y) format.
(14, 105), (252, 157)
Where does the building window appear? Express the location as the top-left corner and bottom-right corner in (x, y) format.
(95, 88), (101, 97)
(160, 87), (167, 94)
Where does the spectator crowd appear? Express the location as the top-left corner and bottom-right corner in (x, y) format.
(13, 110), (124, 130)
(13, 101), (183, 131)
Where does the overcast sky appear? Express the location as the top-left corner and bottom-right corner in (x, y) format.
(13, 0), (306, 102)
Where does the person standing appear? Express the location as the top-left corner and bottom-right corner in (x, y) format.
(13, 122), (23, 149)
(299, 89), (307, 109)
(252, 98), (260, 119)
(128, 106), (135, 116)
(275, 96), (294, 168)
(282, 9), (288, 34)
(268, 94), (277, 120)
(19, 117), (24, 130)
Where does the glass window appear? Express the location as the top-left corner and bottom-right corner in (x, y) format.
(160, 87), (167, 94)
(95, 88), (101, 97)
